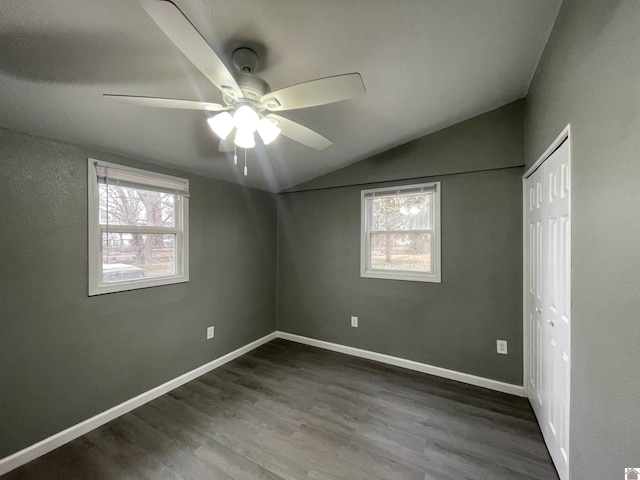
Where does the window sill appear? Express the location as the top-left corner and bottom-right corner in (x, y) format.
(361, 270), (441, 283)
(88, 274), (189, 296)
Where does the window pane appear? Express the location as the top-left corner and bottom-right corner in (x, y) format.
(370, 232), (431, 272)
(102, 233), (176, 283)
(371, 193), (431, 231)
(99, 184), (175, 227)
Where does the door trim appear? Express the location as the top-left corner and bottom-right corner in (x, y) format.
(522, 124), (571, 397)
(524, 125), (572, 179)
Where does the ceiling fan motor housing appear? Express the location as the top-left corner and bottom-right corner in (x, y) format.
(224, 72), (270, 108)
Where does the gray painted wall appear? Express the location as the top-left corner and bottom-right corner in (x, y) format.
(278, 102), (525, 384)
(525, 0), (640, 476)
(0, 128), (277, 458)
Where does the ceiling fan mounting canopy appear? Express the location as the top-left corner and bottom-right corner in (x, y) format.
(104, 0), (366, 156)
(232, 47), (259, 74)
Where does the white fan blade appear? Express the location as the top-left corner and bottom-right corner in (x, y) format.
(261, 73), (365, 111)
(104, 94), (229, 111)
(218, 139), (234, 152)
(139, 0), (242, 99)
(267, 114), (332, 151)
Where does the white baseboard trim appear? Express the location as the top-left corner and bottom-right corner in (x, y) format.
(0, 331), (278, 476)
(276, 331), (525, 397)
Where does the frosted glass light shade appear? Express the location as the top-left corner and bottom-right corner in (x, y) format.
(233, 105), (259, 133)
(207, 112), (234, 140)
(257, 118), (281, 145)
(234, 128), (255, 149)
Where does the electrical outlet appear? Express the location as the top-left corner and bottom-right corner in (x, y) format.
(497, 340), (508, 355)
(207, 326), (215, 339)
(351, 316), (358, 328)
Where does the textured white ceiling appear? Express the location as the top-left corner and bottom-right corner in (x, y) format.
(0, 0), (561, 192)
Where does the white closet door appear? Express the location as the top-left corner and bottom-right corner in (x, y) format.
(525, 139), (571, 480)
(526, 160), (544, 414)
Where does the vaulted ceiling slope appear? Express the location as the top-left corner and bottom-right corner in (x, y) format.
(285, 99), (525, 193)
(0, 0), (561, 193)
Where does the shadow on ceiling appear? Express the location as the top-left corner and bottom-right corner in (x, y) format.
(0, 30), (186, 85)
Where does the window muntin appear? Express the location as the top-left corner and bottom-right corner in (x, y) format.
(361, 183), (440, 282)
(88, 159), (189, 295)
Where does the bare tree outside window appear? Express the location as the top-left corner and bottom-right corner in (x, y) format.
(370, 193), (432, 272)
(99, 184), (177, 280)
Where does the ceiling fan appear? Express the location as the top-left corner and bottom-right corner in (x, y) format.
(104, 0), (366, 175)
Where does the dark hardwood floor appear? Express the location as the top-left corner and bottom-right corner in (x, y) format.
(3, 339), (559, 480)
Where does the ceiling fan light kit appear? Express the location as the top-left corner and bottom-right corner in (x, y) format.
(208, 105), (281, 152)
(233, 104), (259, 132)
(104, 0), (366, 176)
(207, 111), (233, 140)
(234, 127), (256, 149)
(257, 117), (281, 145)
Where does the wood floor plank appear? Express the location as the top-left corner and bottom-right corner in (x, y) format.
(2, 339), (559, 480)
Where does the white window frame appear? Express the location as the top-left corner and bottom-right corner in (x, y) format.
(361, 182), (441, 283)
(88, 159), (189, 295)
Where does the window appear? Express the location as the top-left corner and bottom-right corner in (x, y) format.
(88, 159), (189, 295)
(361, 182), (440, 282)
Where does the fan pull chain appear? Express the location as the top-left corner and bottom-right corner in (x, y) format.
(233, 144), (238, 166)
(243, 149), (248, 176)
